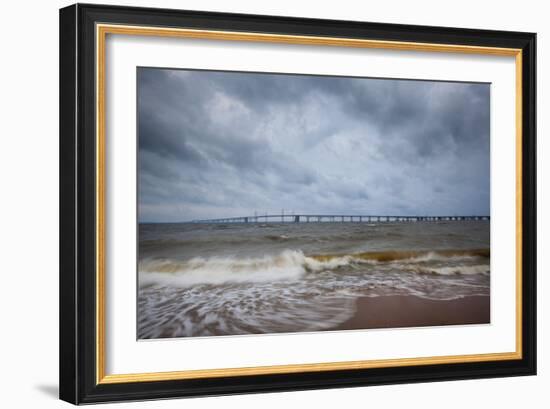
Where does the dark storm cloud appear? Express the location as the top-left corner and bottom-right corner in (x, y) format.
(137, 68), (490, 222)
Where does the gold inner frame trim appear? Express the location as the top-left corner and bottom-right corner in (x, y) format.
(95, 23), (523, 385)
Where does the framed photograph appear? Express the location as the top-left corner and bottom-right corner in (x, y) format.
(59, 3), (536, 404)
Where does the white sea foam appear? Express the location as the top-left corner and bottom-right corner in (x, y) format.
(139, 249), (489, 290)
(415, 264), (491, 276)
(140, 250), (311, 288)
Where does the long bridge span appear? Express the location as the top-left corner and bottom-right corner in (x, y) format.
(191, 214), (490, 224)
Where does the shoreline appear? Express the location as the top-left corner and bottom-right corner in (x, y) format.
(327, 295), (490, 332)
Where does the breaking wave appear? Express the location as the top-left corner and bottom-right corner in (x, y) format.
(139, 248), (490, 288)
(310, 248), (489, 263)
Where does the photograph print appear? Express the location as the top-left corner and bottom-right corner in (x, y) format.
(137, 67), (490, 340)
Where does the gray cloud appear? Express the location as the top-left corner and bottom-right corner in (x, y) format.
(138, 68), (490, 222)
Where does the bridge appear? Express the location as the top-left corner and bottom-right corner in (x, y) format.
(191, 214), (490, 224)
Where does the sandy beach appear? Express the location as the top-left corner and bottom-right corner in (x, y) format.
(329, 295), (490, 331)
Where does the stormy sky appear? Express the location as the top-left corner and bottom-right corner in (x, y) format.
(138, 67), (490, 223)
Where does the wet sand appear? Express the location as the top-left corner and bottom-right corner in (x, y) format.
(329, 295), (490, 331)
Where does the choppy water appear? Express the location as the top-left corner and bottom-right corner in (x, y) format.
(138, 221), (490, 339)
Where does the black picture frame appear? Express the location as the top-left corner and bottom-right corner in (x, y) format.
(60, 3), (536, 404)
